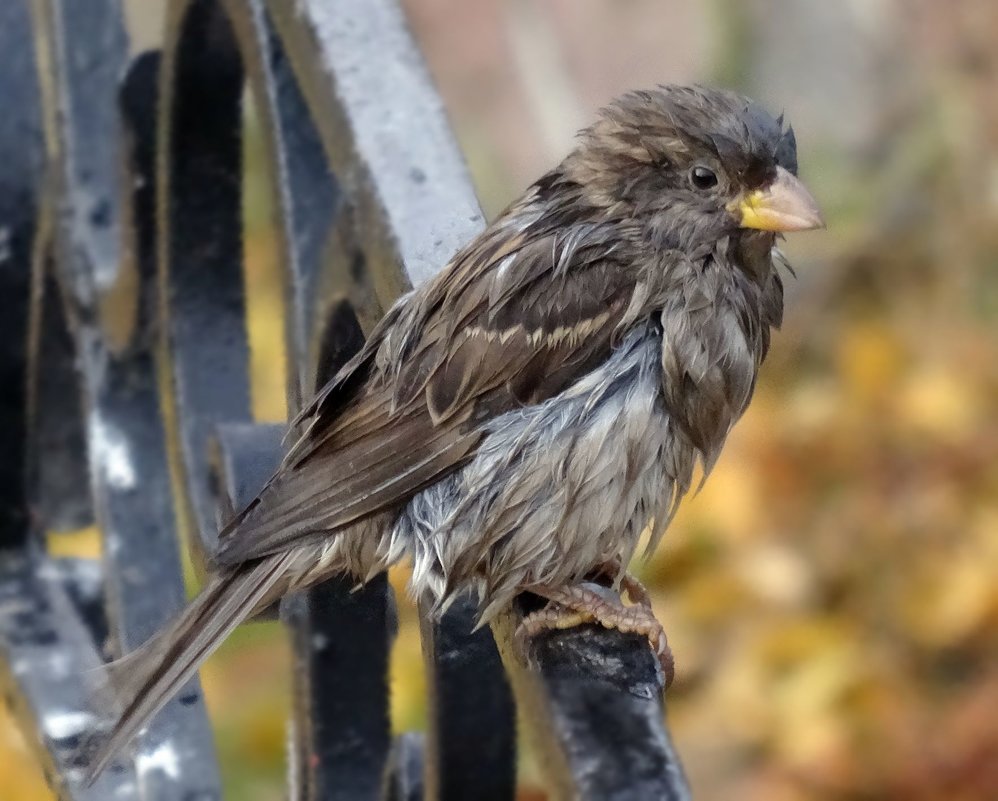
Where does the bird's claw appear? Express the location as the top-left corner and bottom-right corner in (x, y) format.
(516, 581), (675, 687)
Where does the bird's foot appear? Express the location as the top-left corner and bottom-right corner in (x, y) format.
(516, 581), (674, 687)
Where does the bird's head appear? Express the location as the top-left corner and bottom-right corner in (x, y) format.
(564, 85), (824, 252)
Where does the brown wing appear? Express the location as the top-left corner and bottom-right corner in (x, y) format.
(215, 204), (639, 566)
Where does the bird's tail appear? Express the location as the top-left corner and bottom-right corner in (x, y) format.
(82, 550), (297, 783)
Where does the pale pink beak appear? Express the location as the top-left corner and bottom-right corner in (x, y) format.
(732, 166), (825, 232)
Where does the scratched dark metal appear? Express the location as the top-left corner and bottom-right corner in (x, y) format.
(0, 0), (690, 798)
(419, 596), (516, 801)
(0, 2), (137, 800)
(0, 0), (42, 555)
(1, 0), (222, 797)
(495, 598), (693, 801)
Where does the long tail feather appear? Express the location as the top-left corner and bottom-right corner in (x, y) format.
(81, 551), (296, 784)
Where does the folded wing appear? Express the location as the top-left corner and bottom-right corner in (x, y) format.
(216, 196), (639, 565)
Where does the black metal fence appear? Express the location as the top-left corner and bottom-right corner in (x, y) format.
(0, 1), (691, 799)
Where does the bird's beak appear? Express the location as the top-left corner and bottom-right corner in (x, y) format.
(732, 166), (825, 232)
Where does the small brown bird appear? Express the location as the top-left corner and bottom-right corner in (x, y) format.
(85, 84), (822, 778)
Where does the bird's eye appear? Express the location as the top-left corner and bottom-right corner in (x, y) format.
(689, 165), (718, 190)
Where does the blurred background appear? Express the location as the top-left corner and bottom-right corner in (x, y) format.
(3, 0), (997, 799)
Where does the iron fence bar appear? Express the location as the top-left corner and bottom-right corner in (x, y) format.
(419, 596), (516, 801)
(102, 48), (222, 797)
(157, 0), (255, 568)
(1, 0), (220, 797)
(0, 0), (42, 555)
(494, 602), (693, 801)
(0, 555), (140, 800)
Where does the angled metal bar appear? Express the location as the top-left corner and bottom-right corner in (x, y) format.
(0, 3), (132, 799)
(262, 0), (486, 300)
(107, 51), (222, 798)
(494, 602), (692, 801)
(17, 0), (223, 796)
(0, 0), (43, 553)
(0, 555), (141, 800)
(281, 576), (395, 801)
(218, 0), (345, 416)
(27, 256), (93, 536)
(28, 0), (126, 308)
(157, 0), (254, 566)
(419, 596), (516, 801)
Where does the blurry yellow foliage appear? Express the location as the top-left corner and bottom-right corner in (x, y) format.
(676, 454), (765, 543)
(900, 549), (997, 648)
(836, 322), (907, 407)
(899, 365), (983, 439)
(0, 706), (53, 801)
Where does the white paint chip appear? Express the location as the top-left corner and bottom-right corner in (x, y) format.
(136, 741), (180, 780)
(44, 710), (95, 739)
(89, 411), (137, 490)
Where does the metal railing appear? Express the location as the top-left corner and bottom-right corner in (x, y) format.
(0, 1), (691, 798)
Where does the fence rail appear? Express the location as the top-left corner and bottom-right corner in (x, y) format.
(0, 1), (691, 799)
